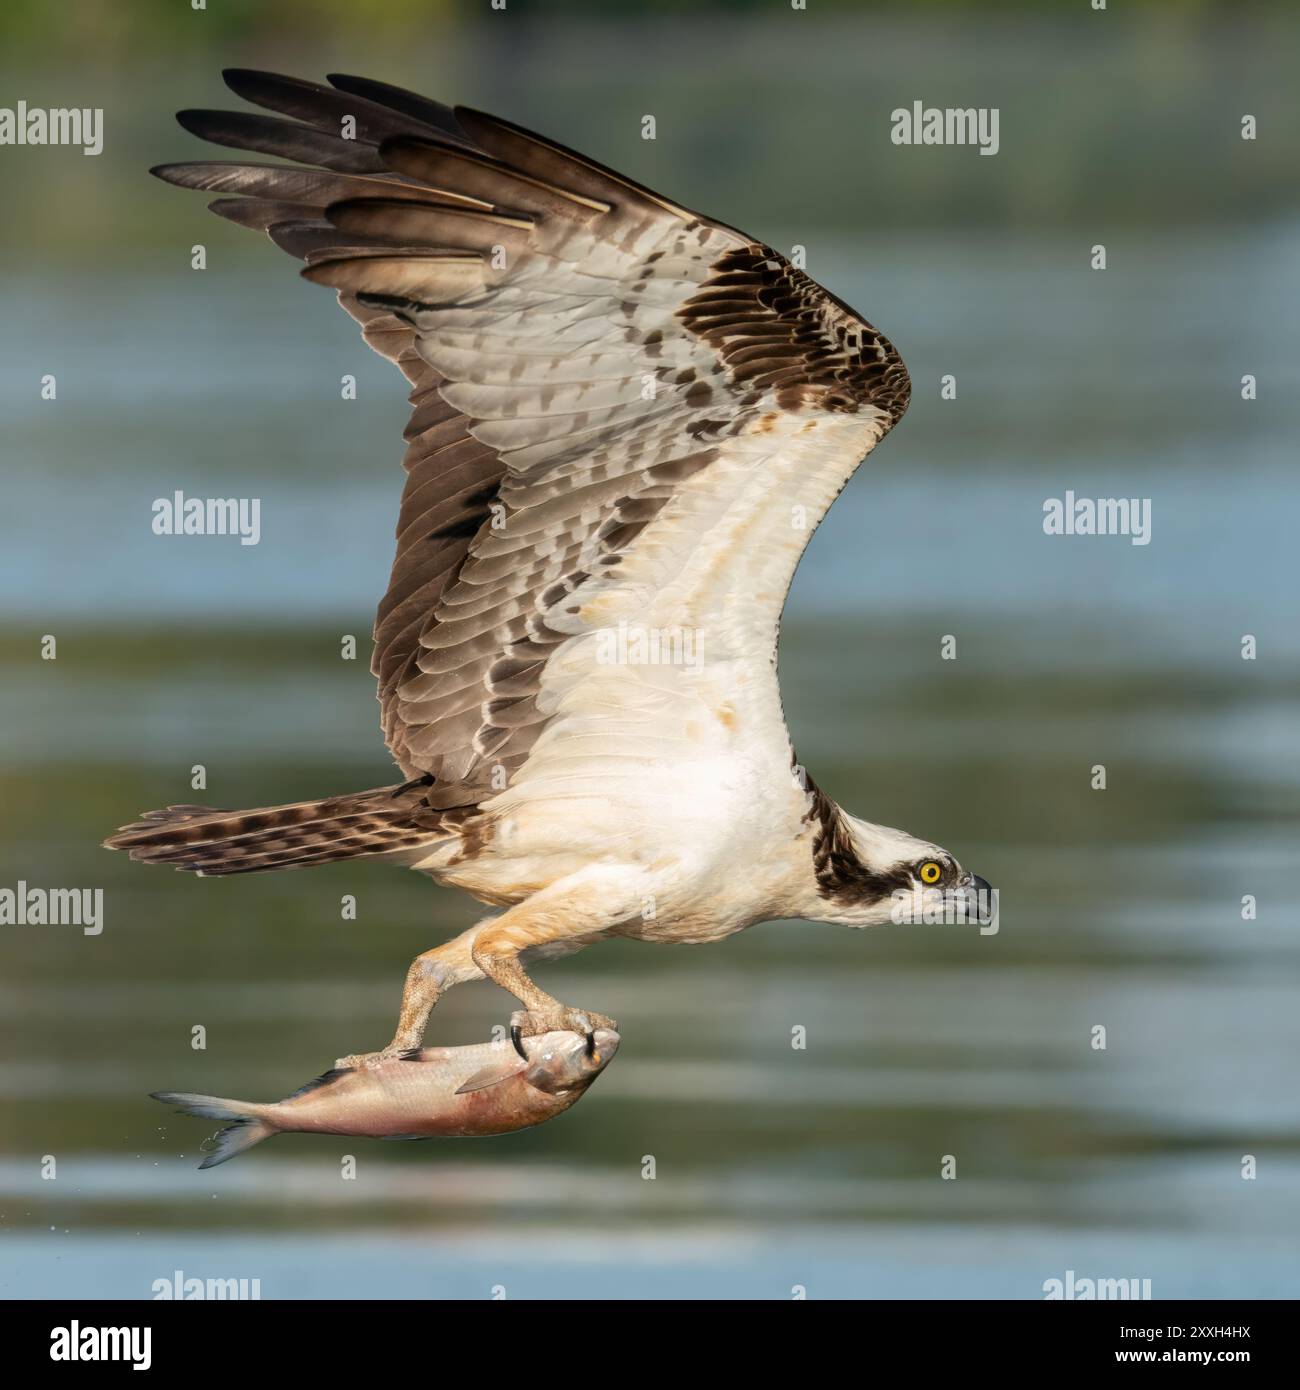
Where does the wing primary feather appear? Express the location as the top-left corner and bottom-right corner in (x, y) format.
(176, 108), (386, 172)
(327, 71), (474, 146)
(221, 67), (446, 146)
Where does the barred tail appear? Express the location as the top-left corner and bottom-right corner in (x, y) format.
(103, 783), (441, 875)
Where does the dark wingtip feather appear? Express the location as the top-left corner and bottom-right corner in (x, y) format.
(175, 108), (213, 137)
(222, 66), (285, 94)
(326, 72), (472, 145)
(221, 68), (332, 114)
(208, 197), (322, 231)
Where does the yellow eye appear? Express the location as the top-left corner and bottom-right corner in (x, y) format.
(919, 861), (942, 885)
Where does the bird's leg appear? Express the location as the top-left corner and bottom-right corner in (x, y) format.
(335, 923), (485, 1069)
(338, 872), (626, 1068)
(471, 912), (616, 1060)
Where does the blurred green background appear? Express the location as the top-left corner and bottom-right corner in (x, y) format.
(1, 0), (1298, 1298)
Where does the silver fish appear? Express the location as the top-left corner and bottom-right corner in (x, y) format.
(152, 1028), (619, 1168)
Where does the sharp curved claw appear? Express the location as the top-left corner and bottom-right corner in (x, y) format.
(510, 1024), (527, 1060)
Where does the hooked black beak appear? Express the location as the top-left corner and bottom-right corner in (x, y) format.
(965, 874), (995, 924)
(939, 872), (996, 925)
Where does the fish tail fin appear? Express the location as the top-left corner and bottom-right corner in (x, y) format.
(150, 1091), (277, 1168)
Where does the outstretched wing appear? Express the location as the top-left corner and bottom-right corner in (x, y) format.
(157, 70), (910, 814)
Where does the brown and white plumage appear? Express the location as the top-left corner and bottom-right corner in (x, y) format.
(107, 72), (987, 1060)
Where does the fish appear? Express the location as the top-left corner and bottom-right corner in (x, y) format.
(151, 1028), (619, 1168)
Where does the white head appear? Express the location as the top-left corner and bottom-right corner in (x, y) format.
(803, 794), (992, 929)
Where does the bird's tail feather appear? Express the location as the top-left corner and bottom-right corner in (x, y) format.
(150, 1091), (276, 1168)
(103, 783), (439, 875)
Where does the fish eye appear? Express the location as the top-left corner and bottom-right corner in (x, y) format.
(918, 860), (943, 885)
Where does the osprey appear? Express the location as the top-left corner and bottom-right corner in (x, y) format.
(106, 71), (992, 1065)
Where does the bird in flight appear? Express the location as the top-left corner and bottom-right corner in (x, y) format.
(106, 70), (992, 1066)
